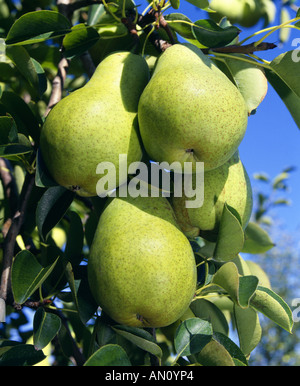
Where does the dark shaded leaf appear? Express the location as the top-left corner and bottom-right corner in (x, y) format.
(33, 307), (61, 350)
(0, 344), (46, 366)
(174, 318), (213, 357)
(84, 344), (131, 366)
(36, 186), (75, 241)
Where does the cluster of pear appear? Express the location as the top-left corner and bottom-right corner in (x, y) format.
(209, 0), (276, 28)
(40, 44), (253, 328)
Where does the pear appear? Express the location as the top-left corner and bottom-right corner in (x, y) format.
(40, 51), (149, 197)
(209, 0), (262, 28)
(172, 152), (253, 237)
(138, 44), (248, 172)
(87, 195), (197, 328)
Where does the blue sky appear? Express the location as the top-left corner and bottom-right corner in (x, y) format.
(160, 0), (300, 236)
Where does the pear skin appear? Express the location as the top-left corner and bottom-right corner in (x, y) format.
(138, 44), (248, 172)
(172, 152), (253, 237)
(40, 51), (149, 197)
(88, 195), (197, 328)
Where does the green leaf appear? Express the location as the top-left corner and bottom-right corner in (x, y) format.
(84, 344), (131, 366)
(190, 298), (229, 336)
(87, 3), (106, 25)
(250, 286), (294, 333)
(0, 91), (41, 144)
(265, 68), (300, 130)
(164, 13), (195, 40)
(214, 203), (245, 261)
(272, 172), (289, 190)
(63, 24), (100, 59)
(196, 338), (235, 366)
(36, 186), (75, 242)
(11, 250), (59, 304)
(242, 222), (275, 254)
(6, 46), (47, 98)
(185, 0), (209, 8)
(6, 10), (72, 46)
(112, 325), (162, 360)
(234, 305), (262, 356)
(64, 262), (97, 324)
(279, 8), (291, 43)
(0, 115), (17, 144)
(215, 55), (268, 115)
(0, 344), (46, 366)
(174, 318), (213, 357)
(64, 211), (84, 265)
(269, 51), (300, 98)
(33, 307), (61, 350)
(192, 19), (240, 48)
(212, 262), (258, 308)
(213, 332), (248, 365)
(0, 143), (33, 159)
(35, 149), (58, 188)
(170, 0), (180, 9)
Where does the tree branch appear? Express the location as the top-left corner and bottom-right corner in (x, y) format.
(0, 172), (35, 315)
(205, 42), (277, 55)
(0, 158), (19, 234)
(44, 57), (69, 117)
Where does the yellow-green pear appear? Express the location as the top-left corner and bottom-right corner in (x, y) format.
(172, 152), (253, 237)
(210, 0), (262, 28)
(138, 44), (248, 172)
(88, 195), (197, 328)
(40, 51), (149, 197)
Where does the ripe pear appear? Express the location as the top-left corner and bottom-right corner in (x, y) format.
(172, 152), (253, 237)
(40, 51), (149, 197)
(88, 195), (197, 328)
(138, 44), (248, 172)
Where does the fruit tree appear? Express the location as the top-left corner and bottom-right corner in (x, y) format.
(0, 0), (299, 367)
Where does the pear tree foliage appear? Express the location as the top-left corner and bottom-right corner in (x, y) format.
(0, 0), (299, 366)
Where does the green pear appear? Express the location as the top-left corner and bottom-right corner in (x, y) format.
(138, 44), (248, 172)
(88, 195), (197, 328)
(40, 51), (149, 197)
(172, 152), (253, 237)
(209, 0), (266, 28)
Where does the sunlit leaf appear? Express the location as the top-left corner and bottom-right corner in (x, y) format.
(12, 250), (59, 304)
(6, 10), (71, 45)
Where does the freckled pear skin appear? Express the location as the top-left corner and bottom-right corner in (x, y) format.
(87, 196), (197, 328)
(138, 44), (248, 172)
(172, 152), (253, 237)
(40, 52), (149, 197)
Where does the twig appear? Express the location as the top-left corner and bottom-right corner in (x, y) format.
(58, 0), (103, 20)
(122, 16), (140, 53)
(0, 158), (19, 235)
(44, 57), (69, 117)
(206, 42), (277, 54)
(158, 14), (176, 45)
(0, 172), (35, 313)
(136, 11), (172, 53)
